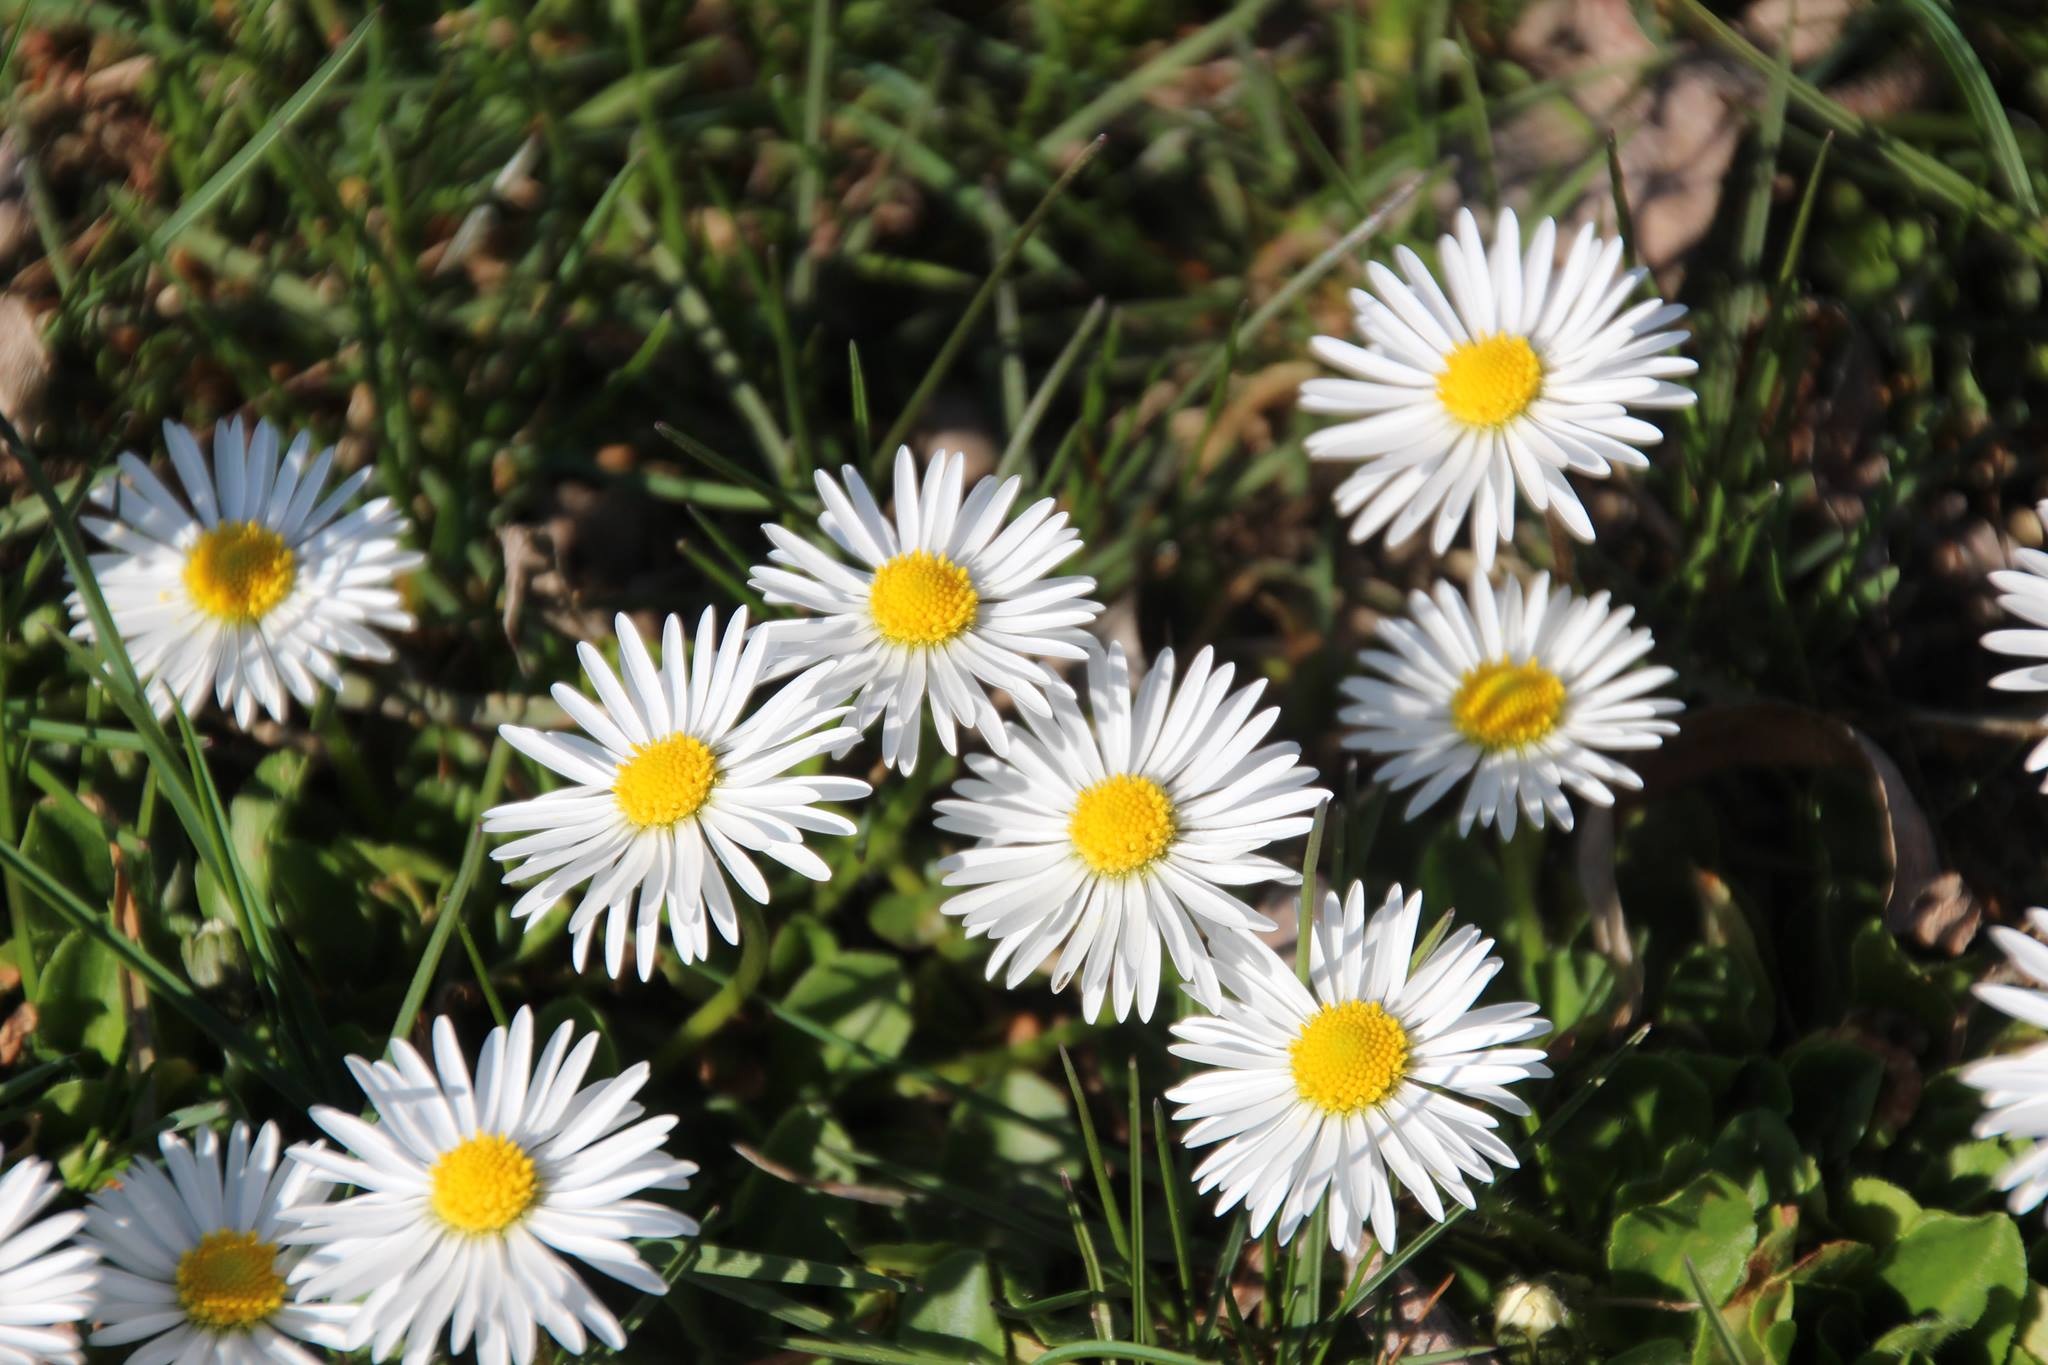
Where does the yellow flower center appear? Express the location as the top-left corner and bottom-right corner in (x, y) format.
(429, 1133), (538, 1236)
(613, 733), (717, 828)
(1436, 334), (1544, 428)
(1290, 1000), (1411, 1115)
(869, 550), (979, 646)
(1068, 774), (1176, 876)
(182, 521), (297, 624)
(175, 1228), (285, 1331)
(1450, 658), (1566, 751)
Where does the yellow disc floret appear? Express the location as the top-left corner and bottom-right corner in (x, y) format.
(430, 1133), (538, 1235)
(613, 733), (718, 828)
(1436, 334), (1543, 428)
(182, 521), (298, 624)
(1290, 1000), (1411, 1115)
(175, 1228), (285, 1331)
(1069, 774), (1177, 876)
(1450, 658), (1566, 751)
(869, 550), (979, 646)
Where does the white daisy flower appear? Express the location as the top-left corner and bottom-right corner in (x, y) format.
(1961, 909), (2048, 1219)
(1168, 882), (1550, 1257)
(82, 1122), (351, 1364)
(935, 642), (1328, 1021)
(70, 418), (423, 728)
(748, 445), (1103, 773)
(485, 608), (870, 979)
(1983, 513), (2048, 791)
(0, 1146), (97, 1365)
(1300, 208), (1697, 569)
(282, 1008), (698, 1365)
(1339, 571), (1680, 838)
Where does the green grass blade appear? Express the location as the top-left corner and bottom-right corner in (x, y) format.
(1897, 0), (2040, 215)
(143, 10), (374, 258)
(391, 737), (510, 1043)
(997, 297), (1107, 479)
(1035, 0), (1280, 157)
(1684, 1255), (1745, 1364)
(870, 137), (1105, 467)
(1060, 1045), (1132, 1263)
(1061, 1171), (1116, 1343)
(1296, 801), (1327, 987)
(1129, 1054), (1147, 1346)
(1151, 1098), (1197, 1339)
(0, 834), (310, 1104)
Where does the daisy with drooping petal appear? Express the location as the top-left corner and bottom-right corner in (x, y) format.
(485, 609), (870, 979)
(1983, 512), (2048, 792)
(748, 446), (1103, 773)
(1961, 909), (2048, 1220)
(1339, 572), (1680, 838)
(70, 418), (423, 728)
(1300, 208), (1697, 569)
(1168, 882), (1550, 1257)
(935, 642), (1328, 1022)
(0, 1146), (96, 1365)
(82, 1122), (351, 1365)
(282, 1008), (698, 1365)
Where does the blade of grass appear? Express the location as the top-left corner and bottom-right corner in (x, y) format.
(849, 341), (872, 457)
(1035, 0), (1280, 157)
(788, 0), (834, 308)
(1061, 1045), (1133, 1263)
(141, 10), (374, 259)
(391, 737), (510, 1042)
(870, 136), (1105, 467)
(1152, 1098), (1196, 1340)
(1129, 1054), (1148, 1346)
(1296, 802), (1327, 986)
(0, 836), (310, 1104)
(1670, 0), (2047, 258)
(997, 297), (1107, 479)
(1062, 1171), (1116, 1343)
(1897, 0), (2039, 216)
(1685, 1256), (1745, 1364)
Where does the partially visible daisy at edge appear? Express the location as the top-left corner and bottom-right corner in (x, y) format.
(1300, 207), (1697, 570)
(1982, 505), (2048, 791)
(281, 1007), (698, 1365)
(748, 445), (1103, 773)
(0, 1146), (97, 1365)
(1960, 910), (2048, 1220)
(1168, 882), (1551, 1257)
(1339, 571), (1681, 838)
(70, 418), (422, 728)
(82, 1121), (352, 1365)
(485, 609), (870, 979)
(935, 641), (1328, 1022)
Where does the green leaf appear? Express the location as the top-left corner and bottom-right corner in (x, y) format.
(1860, 1316), (1964, 1361)
(22, 797), (113, 903)
(33, 929), (125, 1065)
(1607, 1172), (1759, 1303)
(1705, 1110), (1816, 1209)
(1784, 1036), (1884, 1159)
(895, 1251), (1004, 1362)
(1837, 1176), (1924, 1248)
(1848, 922), (1953, 1039)
(1875, 1211), (2025, 1365)
(779, 950), (913, 1074)
(681, 1243), (899, 1292)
